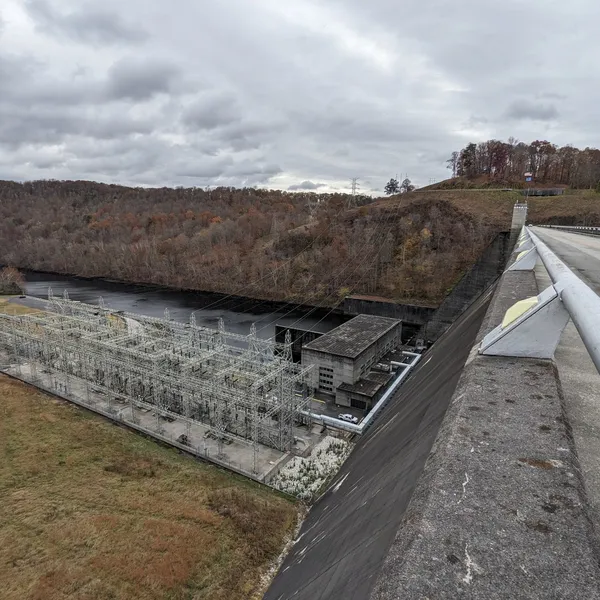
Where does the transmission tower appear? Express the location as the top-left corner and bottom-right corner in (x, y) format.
(307, 197), (320, 221)
(348, 178), (360, 208)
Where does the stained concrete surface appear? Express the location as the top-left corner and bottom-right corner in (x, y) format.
(265, 286), (494, 600)
(423, 231), (510, 341)
(369, 269), (600, 599)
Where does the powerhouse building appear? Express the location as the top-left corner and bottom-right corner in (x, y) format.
(301, 314), (401, 410)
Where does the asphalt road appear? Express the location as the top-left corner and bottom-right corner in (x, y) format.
(265, 287), (493, 600)
(531, 227), (600, 293)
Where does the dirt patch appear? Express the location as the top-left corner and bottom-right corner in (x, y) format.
(518, 458), (557, 470)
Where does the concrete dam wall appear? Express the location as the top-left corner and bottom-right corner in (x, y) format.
(423, 231), (511, 341)
(264, 286), (494, 600)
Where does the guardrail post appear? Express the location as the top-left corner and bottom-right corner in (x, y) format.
(508, 247), (538, 271)
(513, 239), (534, 253)
(479, 285), (570, 358)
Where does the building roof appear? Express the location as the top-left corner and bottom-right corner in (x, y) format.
(337, 379), (383, 398)
(338, 371), (394, 398)
(303, 314), (400, 359)
(365, 371), (393, 385)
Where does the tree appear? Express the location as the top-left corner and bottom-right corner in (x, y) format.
(447, 138), (600, 187)
(446, 151), (459, 177)
(458, 143), (477, 178)
(400, 178), (415, 194)
(0, 267), (25, 294)
(384, 178), (400, 195)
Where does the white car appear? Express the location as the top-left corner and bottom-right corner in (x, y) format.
(338, 413), (359, 424)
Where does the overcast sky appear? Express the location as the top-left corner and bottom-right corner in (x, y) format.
(1, 0), (598, 194)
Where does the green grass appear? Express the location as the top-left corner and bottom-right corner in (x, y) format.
(0, 375), (298, 600)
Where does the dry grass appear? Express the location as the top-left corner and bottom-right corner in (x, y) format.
(528, 190), (600, 225)
(403, 188), (600, 229)
(0, 296), (38, 316)
(0, 375), (298, 600)
(407, 190), (520, 228)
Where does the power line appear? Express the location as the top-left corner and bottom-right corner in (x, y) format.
(257, 189), (406, 335)
(282, 190), (407, 335)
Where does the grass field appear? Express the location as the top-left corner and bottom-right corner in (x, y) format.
(0, 374), (299, 600)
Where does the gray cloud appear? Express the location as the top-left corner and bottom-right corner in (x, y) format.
(175, 155), (235, 179)
(1, 0), (599, 190)
(0, 102), (154, 149)
(536, 91), (568, 101)
(183, 93), (240, 130)
(226, 161), (282, 179)
(106, 58), (180, 100)
(288, 181), (326, 190)
(505, 100), (560, 121)
(24, 0), (147, 45)
(0, 54), (37, 91)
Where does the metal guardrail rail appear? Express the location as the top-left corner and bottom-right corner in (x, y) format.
(538, 225), (600, 236)
(481, 224), (600, 376)
(527, 228), (600, 374)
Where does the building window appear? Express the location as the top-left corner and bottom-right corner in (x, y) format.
(319, 367), (334, 380)
(318, 366), (334, 392)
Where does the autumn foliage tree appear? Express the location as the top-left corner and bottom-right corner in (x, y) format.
(448, 138), (600, 188)
(0, 267), (25, 294)
(0, 179), (497, 306)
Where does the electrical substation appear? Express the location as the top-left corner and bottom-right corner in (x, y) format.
(0, 291), (318, 479)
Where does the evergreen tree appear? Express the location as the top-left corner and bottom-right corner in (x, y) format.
(384, 178), (400, 195)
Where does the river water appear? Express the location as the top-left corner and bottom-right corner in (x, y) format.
(22, 271), (340, 340)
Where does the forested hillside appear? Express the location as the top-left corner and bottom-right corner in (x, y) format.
(446, 139), (600, 188)
(0, 180), (510, 306)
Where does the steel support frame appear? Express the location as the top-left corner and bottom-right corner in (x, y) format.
(0, 293), (312, 453)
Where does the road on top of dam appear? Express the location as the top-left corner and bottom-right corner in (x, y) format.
(532, 226), (600, 294)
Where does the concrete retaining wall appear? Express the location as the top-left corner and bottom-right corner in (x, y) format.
(343, 296), (436, 327)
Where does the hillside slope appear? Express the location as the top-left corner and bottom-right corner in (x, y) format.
(0, 180), (596, 307)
